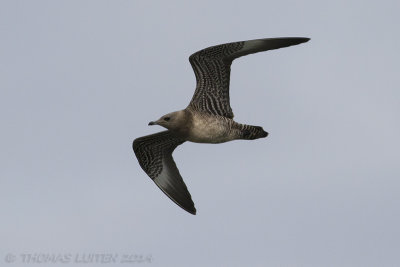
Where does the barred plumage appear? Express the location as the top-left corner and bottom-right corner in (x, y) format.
(132, 37), (310, 214)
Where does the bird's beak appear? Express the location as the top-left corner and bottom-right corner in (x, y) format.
(148, 121), (156, 126)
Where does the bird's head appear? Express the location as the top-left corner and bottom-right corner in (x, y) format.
(148, 110), (187, 131)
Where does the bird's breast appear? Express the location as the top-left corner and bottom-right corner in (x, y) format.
(186, 115), (233, 144)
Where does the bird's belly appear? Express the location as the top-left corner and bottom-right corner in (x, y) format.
(187, 118), (232, 144)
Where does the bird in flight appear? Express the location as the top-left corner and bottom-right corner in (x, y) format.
(132, 37), (310, 215)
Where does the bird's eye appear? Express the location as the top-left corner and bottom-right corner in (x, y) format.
(164, 117), (170, 121)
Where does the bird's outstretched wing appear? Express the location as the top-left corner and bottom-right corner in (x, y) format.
(132, 131), (196, 214)
(188, 37), (310, 118)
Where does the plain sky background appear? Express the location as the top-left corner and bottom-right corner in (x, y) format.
(1, 0), (399, 266)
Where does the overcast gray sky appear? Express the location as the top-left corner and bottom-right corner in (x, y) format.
(1, 0), (399, 266)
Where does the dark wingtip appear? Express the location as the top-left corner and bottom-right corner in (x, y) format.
(273, 37), (311, 50)
(176, 200), (196, 215)
(174, 203), (196, 215)
(299, 37), (311, 43)
(188, 207), (197, 215)
(283, 37), (310, 45)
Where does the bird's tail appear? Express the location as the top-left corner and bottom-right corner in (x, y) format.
(237, 124), (269, 140)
